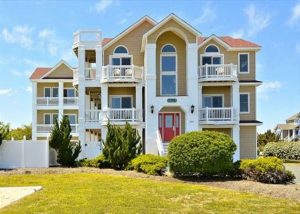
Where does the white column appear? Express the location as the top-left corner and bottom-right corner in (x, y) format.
(233, 125), (240, 161)
(232, 82), (240, 122)
(32, 82), (37, 140)
(101, 85), (108, 122)
(78, 47), (85, 80)
(58, 81), (64, 122)
(280, 131), (283, 140)
(145, 44), (157, 154)
(292, 129), (296, 140)
(136, 84), (142, 121)
(96, 45), (103, 81)
(198, 84), (202, 130)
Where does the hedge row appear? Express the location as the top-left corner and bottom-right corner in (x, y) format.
(263, 141), (300, 160)
(131, 154), (168, 175)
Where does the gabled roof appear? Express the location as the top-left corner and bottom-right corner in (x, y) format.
(30, 60), (73, 80)
(198, 35), (261, 51)
(103, 15), (157, 50)
(286, 112), (300, 121)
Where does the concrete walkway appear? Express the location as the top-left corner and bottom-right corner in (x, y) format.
(0, 186), (42, 209)
(284, 164), (300, 184)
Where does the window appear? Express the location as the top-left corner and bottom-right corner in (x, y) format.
(240, 93), (249, 113)
(52, 88), (58, 97)
(165, 115), (173, 128)
(64, 88), (75, 97)
(114, 46), (128, 54)
(202, 95), (223, 108)
(44, 113), (58, 124)
(66, 115), (76, 124)
(111, 96), (132, 109)
(52, 114), (58, 124)
(161, 44), (177, 96)
(239, 53), (249, 73)
(205, 45), (219, 53)
(44, 88), (51, 97)
(44, 87), (58, 97)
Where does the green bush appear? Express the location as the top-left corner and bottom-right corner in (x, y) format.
(263, 141), (300, 160)
(240, 157), (295, 184)
(131, 154), (168, 175)
(79, 155), (110, 168)
(168, 131), (236, 177)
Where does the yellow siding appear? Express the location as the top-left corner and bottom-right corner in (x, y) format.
(240, 126), (257, 159)
(46, 64), (73, 78)
(108, 87), (136, 107)
(240, 86), (256, 121)
(104, 20), (154, 66)
(159, 106), (185, 134)
(37, 83), (58, 97)
(156, 31), (186, 96)
(202, 86), (231, 107)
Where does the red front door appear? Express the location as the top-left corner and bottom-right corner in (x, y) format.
(159, 113), (180, 142)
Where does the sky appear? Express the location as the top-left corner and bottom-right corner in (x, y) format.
(0, 0), (299, 133)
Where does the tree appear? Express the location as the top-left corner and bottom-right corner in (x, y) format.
(49, 116), (81, 167)
(0, 122), (9, 146)
(102, 122), (142, 169)
(257, 129), (280, 151)
(6, 124), (32, 140)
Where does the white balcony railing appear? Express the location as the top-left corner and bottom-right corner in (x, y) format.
(73, 68), (79, 83)
(199, 107), (235, 122)
(36, 124), (78, 133)
(102, 65), (143, 82)
(85, 68), (97, 80)
(73, 30), (101, 46)
(198, 64), (237, 81)
(37, 97), (59, 106)
(63, 97), (78, 106)
(85, 110), (102, 122)
(106, 108), (139, 122)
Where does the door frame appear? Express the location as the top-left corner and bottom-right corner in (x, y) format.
(158, 111), (181, 142)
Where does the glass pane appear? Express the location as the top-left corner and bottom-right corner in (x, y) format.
(213, 57), (221, 65)
(121, 97), (132, 108)
(202, 57), (212, 65)
(114, 46), (128, 54)
(203, 97), (212, 107)
(121, 57), (131, 65)
(240, 54), (248, 72)
(206, 45), (219, 53)
(112, 58), (120, 65)
(213, 96), (223, 107)
(52, 88), (58, 97)
(240, 94), (249, 112)
(44, 88), (51, 97)
(44, 114), (51, 124)
(162, 75), (176, 95)
(67, 89), (75, 97)
(112, 98), (121, 108)
(52, 114), (58, 124)
(162, 45), (176, 53)
(162, 56), (176, 71)
(165, 115), (173, 128)
(67, 115), (76, 124)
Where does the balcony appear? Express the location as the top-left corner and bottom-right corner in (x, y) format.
(198, 64), (237, 82)
(199, 107), (236, 124)
(36, 124), (78, 133)
(73, 30), (101, 49)
(37, 97), (59, 106)
(102, 65), (143, 83)
(85, 110), (102, 122)
(63, 97), (78, 106)
(106, 108), (139, 122)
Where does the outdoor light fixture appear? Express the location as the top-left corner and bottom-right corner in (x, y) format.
(151, 105), (154, 114)
(191, 105), (195, 114)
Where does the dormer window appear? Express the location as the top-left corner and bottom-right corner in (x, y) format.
(201, 44), (223, 65)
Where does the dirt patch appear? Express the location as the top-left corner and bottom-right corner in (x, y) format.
(1, 167), (300, 201)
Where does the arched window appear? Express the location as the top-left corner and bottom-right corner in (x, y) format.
(114, 46), (128, 54)
(161, 44), (177, 96)
(205, 45), (219, 53)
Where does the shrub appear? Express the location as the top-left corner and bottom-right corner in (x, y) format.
(102, 122), (142, 170)
(240, 157), (295, 184)
(168, 131), (236, 177)
(79, 155), (110, 168)
(49, 116), (81, 167)
(0, 122), (9, 146)
(263, 141), (300, 160)
(131, 154), (168, 175)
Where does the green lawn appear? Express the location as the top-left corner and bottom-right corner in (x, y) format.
(0, 173), (299, 214)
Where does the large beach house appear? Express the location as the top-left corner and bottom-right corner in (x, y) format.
(30, 14), (262, 160)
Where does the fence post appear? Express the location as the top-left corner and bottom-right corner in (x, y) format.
(21, 138), (25, 168)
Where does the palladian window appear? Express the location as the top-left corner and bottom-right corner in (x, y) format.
(161, 44), (177, 96)
(111, 45), (131, 66)
(202, 45), (222, 65)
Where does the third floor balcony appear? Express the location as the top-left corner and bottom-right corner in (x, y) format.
(102, 65), (143, 83)
(198, 64), (237, 82)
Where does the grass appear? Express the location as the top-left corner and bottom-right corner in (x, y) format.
(284, 159), (300, 164)
(0, 173), (300, 214)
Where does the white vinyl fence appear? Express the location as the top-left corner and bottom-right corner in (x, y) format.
(0, 140), (49, 169)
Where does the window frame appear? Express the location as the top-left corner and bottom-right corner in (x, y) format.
(109, 95), (133, 109)
(113, 45), (129, 54)
(64, 114), (77, 125)
(238, 53), (250, 74)
(202, 94), (225, 108)
(44, 87), (58, 97)
(63, 87), (76, 97)
(205, 44), (220, 53)
(160, 44), (177, 96)
(110, 45), (133, 66)
(43, 113), (58, 124)
(200, 44), (224, 66)
(240, 92), (250, 114)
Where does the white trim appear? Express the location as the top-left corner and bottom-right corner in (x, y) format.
(200, 53), (224, 66)
(113, 45), (129, 54)
(109, 54), (133, 66)
(63, 87), (76, 97)
(109, 95), (134, 108)
(239, 82), (262, 86)
(43, 113), (58, 124)
(44, 87), (59, 97)
(239, 123), (262, 126)
(238, 53), (250, 74)
(40, 60), (74, 79)
(240, 92), (250, 114)
(202, 94), (225, 108)
(160, 46), (177, 96)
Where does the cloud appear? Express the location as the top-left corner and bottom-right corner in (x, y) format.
(1, 25), (34, 49)
(0, 88), (13, 96)
(288, 2), (300, 26)
(192, 3), (216, 25)
(257, 81), (282, 100)
(95, 0), (116, 14)
(230, 29), (245, 39)
(26, 86), (32, 93)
